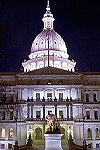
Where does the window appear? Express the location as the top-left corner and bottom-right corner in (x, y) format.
(2, 111), (5, 120)
(1, 144), (5, 149)
(1, 128), (5, 138)
(59, 110), (63, 119)
(2, 93), (6, 103)
(87, 128), (91, 138)
(35, 128), (42, 140)
(48, 110), (52, 115)
(86, 94), (89, 102)
(86, 111), (90, 119)
(93, 93), (97, 102)
(36, 93), (40, 101)
(96, 128), (99, 138)
(36, 111), (41, 119)
(9, 128), (13, 139)
(94, 111), (98, 119)
(47, 93), (52, 101)
(10, 112), (13, 120)
(9, 94), (14, 102)
(59, 93), (63, 101)
(96, 144), (100, 148)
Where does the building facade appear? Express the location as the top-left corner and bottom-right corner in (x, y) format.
(0, 1), (100, 150)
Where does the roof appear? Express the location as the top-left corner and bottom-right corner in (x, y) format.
(82, 72), (100, 75)
(19, 66), (81, 76)
(0, 72), (17, 76)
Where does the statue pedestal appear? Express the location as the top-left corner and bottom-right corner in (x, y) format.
(44, 134), (63, 150)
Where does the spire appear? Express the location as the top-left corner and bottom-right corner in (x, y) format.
(46, 0), (50, 12)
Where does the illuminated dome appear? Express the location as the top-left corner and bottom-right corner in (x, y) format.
(22, 0), (76, 72)
(31, 29), (68, 55)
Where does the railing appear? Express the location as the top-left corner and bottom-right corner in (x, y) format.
(27, 118), (73, 121)
(26, 98), (81, 103)
(27, 118), (46, 121)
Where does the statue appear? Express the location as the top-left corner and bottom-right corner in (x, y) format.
(46, 113), (61, 133)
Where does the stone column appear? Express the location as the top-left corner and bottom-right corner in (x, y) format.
(76, 88), (79, 100)
(91, 109), (94, 120)
(70, 88), (71, 99)
(18, 89), (21, 100)
(21, 89), (22, 100)
(6, 127), (8, 140)
(66, 105), (67, 119)
(78, 89), (81, 100)
(69, 105), (71, 119)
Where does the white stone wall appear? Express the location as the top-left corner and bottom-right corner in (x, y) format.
(18, 86), (81, 101)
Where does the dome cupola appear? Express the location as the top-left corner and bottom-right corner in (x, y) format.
(42, 0), (55, 30)
(22, 0), (76, 72)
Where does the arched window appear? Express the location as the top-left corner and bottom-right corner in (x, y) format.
(96, 128), (99, 138)
(87, 128), (91, 138)
(2, 111), (5, 120)
(10, 112), (13, 120)
(35, 128), (42, 140)
(9, 128), (13, 139)
(1, 128), (5, 138)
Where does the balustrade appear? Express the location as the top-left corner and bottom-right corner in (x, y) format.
(26, 97), (78, 103)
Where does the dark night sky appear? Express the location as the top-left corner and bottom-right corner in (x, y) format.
(0, 0), (100, 72)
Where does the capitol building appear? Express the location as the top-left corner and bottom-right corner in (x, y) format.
(0, 1), (100, 150)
